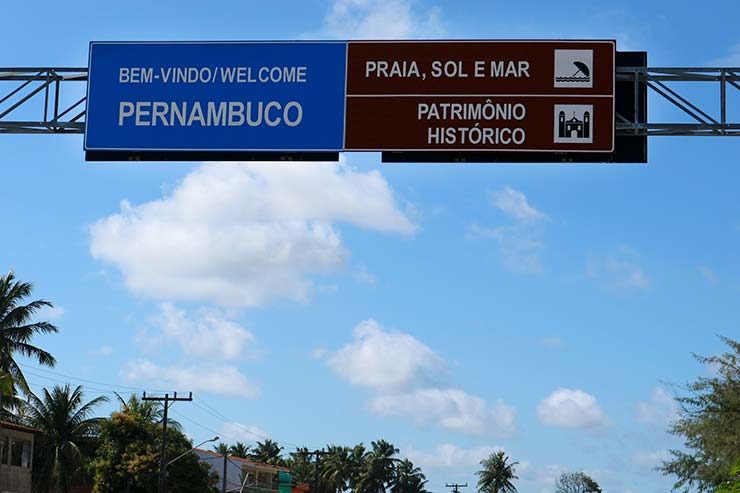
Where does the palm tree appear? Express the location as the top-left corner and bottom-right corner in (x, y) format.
(0, 370), (14, 421)
(287, 447), (314, 484)
(214, 442), (231, 455)
(323, 445), (354, 493)
(356, 440), (399, 493)
(391, 459), (427, 493)
(0, 371), (11, 395)
(252, 438), (284, 465)
(114, 393), (181, 430)
(22, 384), (108, 493)
(0, 271), (59, 394)
(348, 444), (367, 491)
(476, 451), (519, 493)
(229, 441), (250, 458)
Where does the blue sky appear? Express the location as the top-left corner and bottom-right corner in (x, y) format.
(3, 1), (740, 493)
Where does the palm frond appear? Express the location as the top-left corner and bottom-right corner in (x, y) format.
(0, 300), (53, 329)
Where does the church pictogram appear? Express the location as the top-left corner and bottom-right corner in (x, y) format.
(558, 110), (590, 139)
(553, 104), (594, 144)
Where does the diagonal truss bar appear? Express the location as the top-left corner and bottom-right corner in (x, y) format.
(616, 67), (740, 136)
(0, 68), (87, 134)
(0, 66), (738, 137)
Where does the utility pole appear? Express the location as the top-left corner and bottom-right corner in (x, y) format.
(222, 451), (228, 493)
(446, 483), (468, 493)
(297, 449), (331, 493)
(142, 391), (193, 493)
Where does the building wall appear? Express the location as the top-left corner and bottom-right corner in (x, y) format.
(196, 450), (247, 492)
(0, 427), (34, 493)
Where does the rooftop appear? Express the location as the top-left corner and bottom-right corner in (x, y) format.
(0, 420), (39, 434)
(194, 448), (290, 472)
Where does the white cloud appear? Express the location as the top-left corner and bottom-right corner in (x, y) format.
(311, 347), (329, 359)
(326, 319), (446, 391)
(488, 187), (548, 223)
(698, 265), (720, 285)
(151, 303), (256, 361)
(323, 0), (444, 39)
(520, 463), (568, 490)
(712, 43), (740, 66)
(88, 345), (113, 357)
(469, 223), (545, 275)
(587, 247), (650, 293)
(371, 389), (516, 437)
(354, 266), (378, 285)
(406, 443), (504, 470)
(636, 388), (677, 425)
(325, 319), (516, 436)
(470, 187), (548, 276)
(90, 161), (414, 307)
(221, 422), (270, 444)
(37, 304), (65, 321)
(539, 336), (564, 349)
(122, 359), (258, 398)
(632, 449), (670, 469)
(537, 388), (608, 428)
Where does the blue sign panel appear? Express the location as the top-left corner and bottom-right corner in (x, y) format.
(85, 42), (347, 152)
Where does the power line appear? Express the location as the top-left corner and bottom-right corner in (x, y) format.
(169, 409), (239, 444)
(143, 391), (193, 493)
(20, 364), (317, 453)
(446, 483), (468, 493)
(22, 369), (144, 397)
(20, 365), (290, 447)
(192, 399), (271, 442)
(18, 363), (168, 393)
(193, 397), (316, 450)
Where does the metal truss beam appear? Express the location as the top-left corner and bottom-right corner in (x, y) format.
(0, 68), (87, 134)
(0, 66), (738, 137)
(616, 67), (740, 136)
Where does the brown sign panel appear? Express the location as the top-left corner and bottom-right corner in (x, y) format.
(344, 40), (615, 153)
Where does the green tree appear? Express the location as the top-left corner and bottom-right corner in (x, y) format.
(252, 438), (284, 465)
(289, 441), (427, 493)
(114, 393), (181, 430)
(348, 443), (368, 491)
(323, 446), (355, 493)
(229, 442), (250, 458)
(356, 440), (399, 493)
(21, 384), (107, 493)
(90, 410), (216, 492)
(0, 271), (59, 396)
(554, 472), (601, 493)
(390, 459), (427, 493)
(476, 451), (519, 493)
(0, 371), (14, 421)
(213, 442), (230, 455)
(716, 462), (740, 493)
(0, 371), (12, 396)
(286, 447), (314, 485)
(659, 337), (740, 492)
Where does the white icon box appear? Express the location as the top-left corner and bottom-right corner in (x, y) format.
(554, 50), (594, 88)
(554, 104), (594, 144)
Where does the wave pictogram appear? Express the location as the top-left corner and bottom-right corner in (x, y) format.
(555, 76), (591, 82)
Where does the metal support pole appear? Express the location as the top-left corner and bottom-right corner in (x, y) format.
(223, 452), (228, 493)
(158, 393), (169, 493)
(446, 483), (468, 493)
(142, 391), (193, 493)
(296, 449), (330, 493)
(721, 70), (727, 135)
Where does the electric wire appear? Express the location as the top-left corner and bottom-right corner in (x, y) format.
(193, 397), (316, 450)
(16, 363), (318, 452)
(17, 362), (169, 393)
